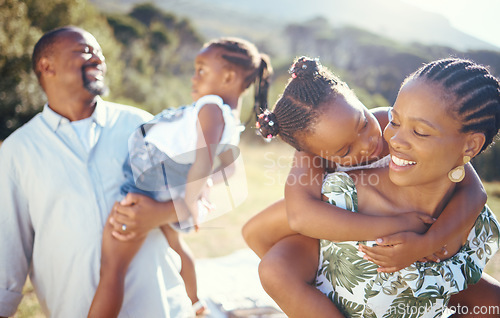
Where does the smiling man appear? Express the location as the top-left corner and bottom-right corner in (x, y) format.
(0, 26), (193, 317)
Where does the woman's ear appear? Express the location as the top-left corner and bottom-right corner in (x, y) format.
(463, 132), (486, 158)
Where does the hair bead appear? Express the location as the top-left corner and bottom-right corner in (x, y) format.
(256, 109), (279, 141)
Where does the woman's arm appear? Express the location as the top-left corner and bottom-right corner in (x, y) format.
(360, 162), (487, 271)
(285, 151), (433, 241)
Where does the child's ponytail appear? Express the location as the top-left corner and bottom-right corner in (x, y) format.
(253, 53), (273, 118)
(203, 37), (274, 123)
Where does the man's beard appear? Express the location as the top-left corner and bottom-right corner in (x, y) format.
(82, 68), (109, 96)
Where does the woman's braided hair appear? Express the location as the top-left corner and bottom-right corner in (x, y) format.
(203, 37), (273, 119)
(257, 56), (351, 150)
(407, 58), (500, 153)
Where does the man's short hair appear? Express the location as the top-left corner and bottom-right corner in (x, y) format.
(32, 26), (80, 79)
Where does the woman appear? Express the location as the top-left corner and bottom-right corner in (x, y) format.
(316, 57), (500, 316)
(259, 58), (500, 317)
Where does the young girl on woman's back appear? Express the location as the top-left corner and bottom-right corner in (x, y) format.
(88, 37), (273, 317)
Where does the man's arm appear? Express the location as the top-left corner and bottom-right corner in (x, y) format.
(0, 144), (33, 317)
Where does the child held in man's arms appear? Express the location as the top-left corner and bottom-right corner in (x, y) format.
(88, 37), (273, 317)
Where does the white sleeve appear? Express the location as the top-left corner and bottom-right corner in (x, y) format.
(194, 95), (224, 112)
(0, 140), (33, 317)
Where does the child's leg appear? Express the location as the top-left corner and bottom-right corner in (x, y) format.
(242, 198), (297, 258)
(258, 234), (344, 318)
(88, 216), (147, 318)
(448, 273), (500, 317)
(161, 224), (202, 311)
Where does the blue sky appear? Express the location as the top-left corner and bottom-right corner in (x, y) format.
(402, 0), (500, 48)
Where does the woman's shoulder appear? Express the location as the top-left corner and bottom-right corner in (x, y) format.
(322, 168), (390, 191)
(347, 168), (395, 211)
(369, 106), (391, 116)
(370, 106), (391, 129)
(346, 167), (390, 187)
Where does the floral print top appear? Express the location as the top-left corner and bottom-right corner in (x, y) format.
(315, 172), (500, 318)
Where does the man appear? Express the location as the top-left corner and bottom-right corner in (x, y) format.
(0, 26), (193, 317)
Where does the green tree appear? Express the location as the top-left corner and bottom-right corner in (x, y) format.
(473, 143), (500, 181)
(0, 0), (44, 138)
(104, 3), (204, 113)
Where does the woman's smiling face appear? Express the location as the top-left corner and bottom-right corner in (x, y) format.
(384, 78), (469, 187)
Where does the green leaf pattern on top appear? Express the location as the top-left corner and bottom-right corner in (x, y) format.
(315, 172), (500, 317)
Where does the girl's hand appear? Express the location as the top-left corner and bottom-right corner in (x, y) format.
(419, 246), (449, 263)
(358, 231), (444, 272)
(398, 211), (435, 234)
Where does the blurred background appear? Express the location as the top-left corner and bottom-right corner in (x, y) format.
(2, 0), (500, 316)
(2, 0), (500, 178)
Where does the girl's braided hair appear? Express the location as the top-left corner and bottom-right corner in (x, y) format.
(407, 58), (500, 153)
(204, 37), (273, 119)
(257, 56), (351, 151)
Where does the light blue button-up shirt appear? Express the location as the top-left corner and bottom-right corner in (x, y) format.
(0, 98), (193, 317)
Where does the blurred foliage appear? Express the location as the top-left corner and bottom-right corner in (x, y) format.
(104, 3), (204, 114)
(0, 0), (203, 138)
(0, 0), (43, 137)
(0, 0), (120, 138)
(473, 140), (500, 181)
(1, 1), (499, 179)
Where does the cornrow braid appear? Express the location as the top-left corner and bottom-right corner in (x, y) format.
(203, 37), (273, 120)
(408, 58), (500, 153)
(257, 56), (350, 151)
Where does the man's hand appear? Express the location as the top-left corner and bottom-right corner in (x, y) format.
(109, 193), (180, 241)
